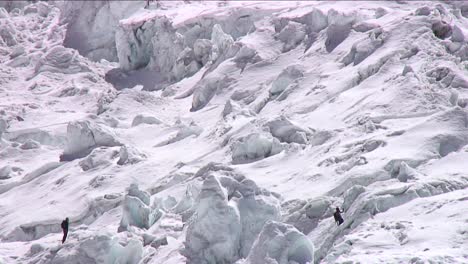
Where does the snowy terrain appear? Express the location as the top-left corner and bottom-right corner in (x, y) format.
(0, 1), (467, 263)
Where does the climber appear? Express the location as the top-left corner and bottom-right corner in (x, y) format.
(61, 217), (69, 243)
(333, 207), (344, 226)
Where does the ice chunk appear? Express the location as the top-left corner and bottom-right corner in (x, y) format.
(402, 65), (413, 76)
(127, 183), (151, 205)
(343, 185), (366, 210)
(304, 197), (332, 219)
(117, 145), (146, 165)
(7, 55), (30, 68)
(0, 7), (8, 19)
(4, 128), (64, 147)
(116, 15), (187, 81)
(309, 130), (333, 146)
(184, 175), (241, 263)
(244, 221), (314, 264)
(396, 162), (421, 182)
(432, 20), (452, 39)
(231, 133), (284, 164)
(238, 179), (281, 257)
(23, 5), (38, 15)
(270, 65), (304, 95)
(461, 3), (468, 18)
(211, 24), (234, 62)
(353, 21), (380, 32)
(36, 2), (50, 17)
(223, 99), (238, 118)
(149, 236), (168, 249)
(79, 147), (118, 171)
(9, 45), (25, 59)
(451, 25), (465, 43)
(449, 89), (459, 106)
(415, 6), (431, 16)
(193, 39), (212, 65)
(173, 185), (198, 223)
(131, 114), (162, 126)
(223, 99), (254, 119)
(283, 196), (333, 234)
(234, 45), (260, 72)
(266, 117), (310, 144)
(51, 234), (143, 264)
(174, 48), (201, 81)
(276, 21), (306, 52)
(325, 10), (356, 52)
(60, 1), (141, 62)
(342, 28), (385, 65)
(60, 121), (121, 161)
(299, 8), (328, 33)
(173, 188), (195, 214)
(34, 46), (90, 75)
(0, 165), (11, 180)
(191, 75), (233, 112)
(118, 184), (161, 231)
(426, 65), (468, 89)
(155, 121), (203, 146)
(28, 243), (44, 256)
(108, 238), (143, 264)
(0, 19), (18, 46)
(19, 139), (40, 150)
(0, 118), (7, 139)
(375, 7), (389, 18)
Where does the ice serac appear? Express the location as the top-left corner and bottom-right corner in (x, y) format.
(342, 27), (386, 66)
(266, 116), (310, 144)
(60, 121), (122, 161)
(191, 74), (233, 112)
(60, 1), (141, 62)
(243, 221), (314, 264)
(117, 145), (147, 165)
(116, 14), (202, 83)
(118, 184), (162, 232)
(131, 114), (162, 126)
(325, 9), (357, 52)
(184, 175), (242, 264)
(79, 147), (118, 171)
(231, 133), (284, 164)
(0, 17), (18, 47)
(276, 21), (305, 52)
(270, 65), (304, 96)
(115, 6), (273, 85)
(237, 179), (281, 258)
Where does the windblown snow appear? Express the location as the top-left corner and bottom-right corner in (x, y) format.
(0, 1), (467, 264)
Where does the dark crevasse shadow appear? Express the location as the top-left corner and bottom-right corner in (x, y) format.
(104, 68), (164, 91)
(325, 23), (352, 53)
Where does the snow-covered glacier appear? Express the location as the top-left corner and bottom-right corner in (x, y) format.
(0, 1), (467, 264)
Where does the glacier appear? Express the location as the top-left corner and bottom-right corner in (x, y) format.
(0, 1), (467, 264)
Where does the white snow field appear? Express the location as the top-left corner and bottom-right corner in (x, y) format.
(0, 0), (467, 263)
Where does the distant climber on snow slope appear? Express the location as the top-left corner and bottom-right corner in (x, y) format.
(333, 207), (344, 226)
(61, 217), (69, 243)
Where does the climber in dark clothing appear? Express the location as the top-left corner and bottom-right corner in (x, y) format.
(333, 207), (344, 226)
(61, 217), (69, 244)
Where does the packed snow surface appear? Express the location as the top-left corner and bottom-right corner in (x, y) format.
(0, 1), (467, 264)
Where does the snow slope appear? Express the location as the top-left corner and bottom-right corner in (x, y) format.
(0, 1), (467, 264)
